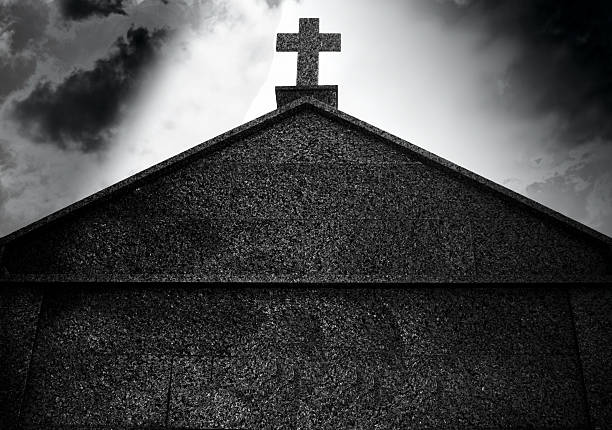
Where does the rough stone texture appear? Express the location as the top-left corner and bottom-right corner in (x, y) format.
(380, 287), (575, 356)
(0, 105), (610, 281)
(172, 352), (583, 430)
(0, 286), (42, 429)
(570, 286), (612, 430)
(3, 286), (604, 429)
(0, 389), (22, 430)
(20, 351), (169, 428)
(165, 287), (585, 429)
(276, 85), (338, 108)
(276, 18), (341, 86)
(31, 287), (266, 356)
(1, 99), (611, 428)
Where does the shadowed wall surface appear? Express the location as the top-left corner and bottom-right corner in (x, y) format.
(1, 102), (611, 429)
(1, 285), (612, 429)
(0, 105), (610, 281)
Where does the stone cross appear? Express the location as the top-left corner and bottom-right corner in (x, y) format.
(276, 18), (341, 86)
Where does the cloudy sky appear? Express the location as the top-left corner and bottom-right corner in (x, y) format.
(1, 0), (611, 237)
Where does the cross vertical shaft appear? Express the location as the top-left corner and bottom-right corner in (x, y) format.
(277, 18), (341, 86)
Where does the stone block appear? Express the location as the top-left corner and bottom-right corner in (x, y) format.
(24, 286), (576, 365)
(570, 286), (612, 357)
(105, 162), (457, 223)
(171, 350), (585, 429)
(0, 286), (42, 429)
(119, 217), (470, 281)
(20, 352), (169, 428)
(237, 288), (402, 359)
(582, 355), (612, 430)
(34, 288), (403, 357)
(276, 85), (338, 108)
(471, 209), (609, 281)
(0, 286), (42, 391)
(570, 286), (612, 429)
(379, 287), (575, 356)
(3, 214), (141, 274)
(209, 110), (410, 164)
(34, 287), (171, 356)
(0, 389), (22, 430)
(33, 287), (268, 356)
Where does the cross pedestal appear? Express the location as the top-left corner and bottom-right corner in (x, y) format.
(275, 18), (341, 108)
(275, 85), (338, 108)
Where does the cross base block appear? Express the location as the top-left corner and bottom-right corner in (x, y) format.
(276, 85), (338, 109)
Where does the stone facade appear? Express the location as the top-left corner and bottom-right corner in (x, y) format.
(1, 98), (612, 429)
(1, 99), (610, 281)
(276, 85), (338, 108)
(2, 285), (612, 429)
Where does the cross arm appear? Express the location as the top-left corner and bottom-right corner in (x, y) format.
(276, 33), (300, 52)
(319, 33), (341, 51)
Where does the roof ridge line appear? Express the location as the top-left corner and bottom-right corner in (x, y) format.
(1, 96), (611, 249)
(0, 97), (315, 245)
(314, 100), (612, 247)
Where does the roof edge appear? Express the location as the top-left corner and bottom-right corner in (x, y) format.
(1, 96), (611, 249)
(308, 98), (612, 247)
(0, 97), (311, 246)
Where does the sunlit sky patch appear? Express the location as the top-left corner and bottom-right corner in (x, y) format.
(1, 0), (611, 237)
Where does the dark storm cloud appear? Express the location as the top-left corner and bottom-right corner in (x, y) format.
(526, 166), (592, 221)
(58, 0), (127, 21)
(0, 0), (49, 54)
(0, 56), (36, 101)
(11, 27), (168, 152)
(427, 0), (612, 146)
(157, 0), (282, 7)
(0, 0), (50, 101)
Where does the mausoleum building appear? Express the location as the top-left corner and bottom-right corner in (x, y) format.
(1, 18), (611, 430)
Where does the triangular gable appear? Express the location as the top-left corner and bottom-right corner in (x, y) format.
(1, 97), (611, 250)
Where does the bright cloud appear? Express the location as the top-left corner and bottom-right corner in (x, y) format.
(1, 0), (611, 238)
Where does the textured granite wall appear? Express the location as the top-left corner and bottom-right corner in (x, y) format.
(0, 286), (41, 428)
(1, 106), (610, 281)
(1, 104), (611, 428)
(276, 85), (338, 108)
(1, 285), (611, 429)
